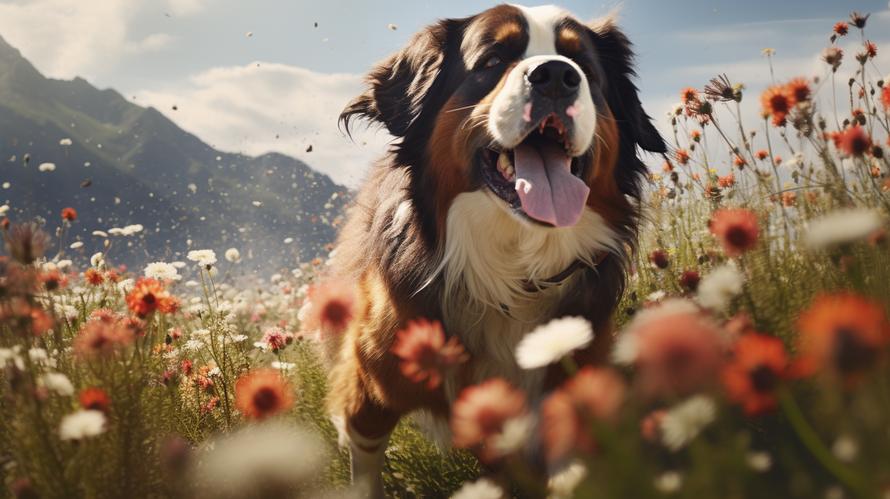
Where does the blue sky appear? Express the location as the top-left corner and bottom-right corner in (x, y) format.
(1, 0), (888, 186)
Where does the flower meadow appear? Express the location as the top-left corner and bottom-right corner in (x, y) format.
(3, 11), (890, 499)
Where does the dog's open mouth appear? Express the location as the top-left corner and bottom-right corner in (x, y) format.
(481, 113), (590, 227)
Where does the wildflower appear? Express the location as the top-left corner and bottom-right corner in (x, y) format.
(882, 86), (890, 110)
(42, 372), (74, 396)
(680, 87), (699, 107)
(865, 41), (877, 59)
(300, 279), (357, 337)
(822, 47), (844, 71)
(59, 410), (106, 440)
(193, 422), (325, 498)
(785, 77), (811, 105)
(450, 478), (504, 499)
(697, 263), (745, 312)
(781, 191), (797, 207)
(224, 247), (240, 263)
(660, 395), (716, 450)
(675, 149), (690, 165)
(721, 333), (789, 415)
(690, 129), (701, 142)
(73, 315), (135, 358)
(755, 149), (769, 160)
(718, 173), (736, 188)
(451, 378), (527, 462)
(833, 21), (848, 36)
(515, 317), (593, 369)
(613, 299), (726, 397)
(187, 249), (217, 266)
(835, 125), (872, 157)
(234, 369), (295, 420)
(761, 85), (790, 126)
(548, 461), (587, 499)
(79, 387), (110, 412)
(60, 207), (77, 222)
(144, 262), (181, 281)
(849, 11), (869, 29)
(261, 327), (293, 352)
(796, 293), (890, 380)
(679, 270), (701, 292)
(709, 208), (759, 256)
(649, 249), (670, 269)
(39, 270), (66, 291)
(392, 319), (467, 389)
(83, 268), (104, 286)
(804, 208), (884, 249)
(125, 278), (178, 317)
(703, 73), (738, 102)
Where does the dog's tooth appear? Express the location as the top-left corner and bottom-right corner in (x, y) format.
(497, 151), (511, 172)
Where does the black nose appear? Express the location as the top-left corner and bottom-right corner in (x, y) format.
(527, 60), (581, 99)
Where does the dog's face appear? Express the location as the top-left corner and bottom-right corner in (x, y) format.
(342, 4), (665, 232)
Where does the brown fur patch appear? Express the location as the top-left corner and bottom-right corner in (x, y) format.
(583, 106), (628, 230)
(494, 22), (523, 45)
(556, 28), (582, 55)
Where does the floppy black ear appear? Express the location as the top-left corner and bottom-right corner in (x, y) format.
(340, 20), (459, 138)
(588, 18), (666, 153)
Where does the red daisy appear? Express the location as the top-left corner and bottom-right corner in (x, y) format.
(795, 293), (890, 382)
(833, 21), (848, 36)
(835, 125), (872, 157)
(235, 369), (295, 420)
(125, 278), (177, 317)
(761, 85), (791, 126)
(784, 77), (811, 105)
(84, 268), (104, 286)
(392, 319), (467, 390)
(709, 208), (760, 257)
(451, 378), (527, 462)
(721, 333), (789, 415)
(60, 207), (77, 222)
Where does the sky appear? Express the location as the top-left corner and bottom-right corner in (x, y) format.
(1, 0), (889, 187)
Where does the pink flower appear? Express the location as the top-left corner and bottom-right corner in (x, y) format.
(392, 319), (467, 389)
(301, 279), (357, 337)
(262, 327), (293, 352)
(451, 378), (527, 462)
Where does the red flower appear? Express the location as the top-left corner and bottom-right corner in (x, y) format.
(39, 270), (67, 291)
(709, 209), (760, 257)
(60, 207), (77, 222)
(755, 149), (769, 160)
(125, 278), (177, 317)
(733, 155), (746, 168)
(262, 327), (293, 352)
(865, 41), (877, 59)
(649, 249), (670, 269)
(680, 87), (699, 105)
(235, 369), (295, 420)
(761, 85), (791, 126)
(795, 293), (890, 381)
(833, 21), (848, 36)
(392, 319), (467, 389)
(79, 387), (111, 413)
(785, 77), (811, 105)
(721, 333), (789, 415)
(690, 129), (702, 142)
(679, 270), (701, 292)
(84, 268), (104, 286)
(718, 173), (735, 188)
(835, 125), (872, 157)
(881, 86), (890, 111)
(675, 149), (690, 166)
(451, 378), (527, 462)
(301, 279), (357, 337)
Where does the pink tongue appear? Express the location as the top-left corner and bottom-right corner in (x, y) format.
(513, 142), (590, 227)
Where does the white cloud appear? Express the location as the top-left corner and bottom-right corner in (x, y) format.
(165, 0), (211, 17)
(125, 33), (177, 54)
(135, 62), (390, 187)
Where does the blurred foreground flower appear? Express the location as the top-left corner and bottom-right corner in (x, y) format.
(235, 368), (295, 420)
(451, 378), (528, 462)
(721, 333), (789, 415)
(125, 278), (179, 317)
(804, 208), (883, 249)
(697, 263), (744, 312)
(59, 410), (106, 441)
(660, 395), (716, 451)
(392, 318), (467, 389)
(709, 208), (759, 257)
(515, 316), (593, 369)
(300, 278), (357, 338)
(450, 478), (503, 499)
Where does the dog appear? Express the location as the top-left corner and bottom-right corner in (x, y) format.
(326, 4), (665, 496)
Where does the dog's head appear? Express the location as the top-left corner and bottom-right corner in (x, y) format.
(341, 4), (665, 233)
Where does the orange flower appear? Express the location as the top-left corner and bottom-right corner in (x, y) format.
(125, 278), (177, 317)
(865, 41), (877, 59)
(301, 279), (357, 337)
(835, 125), (872, 157)
(833, 21), (848, 36)
(680, 87), (699, 106)
(755, 149), (769, 160)
(690, 129), (702, 142)
(781, 191), (797, 207)
(718, 173), (735, 188)
(796, 293), (890, 381)
(761, 85), (791, 126)
(73, 314), (135, 358)
(785, 77), (811, 105)
(79, 387), (111, 413)
(392, 319), (467, 389)
(733, 155), (746, 168)
(721, 333), (789, 415)
(709, 208), (760, 257)
(235, 369), (295, 420)
(84, 268), (104, 286)
(675, 149), (690, 165)
(39, 270), (67, 291)
(881, 86), (890, 110)
(451, 378), (527, 462)
(60, 207), (77, 222)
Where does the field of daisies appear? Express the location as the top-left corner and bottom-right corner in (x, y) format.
(3, 11), (890, 499)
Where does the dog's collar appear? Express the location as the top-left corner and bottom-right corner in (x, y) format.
(520, 253), (607, 293)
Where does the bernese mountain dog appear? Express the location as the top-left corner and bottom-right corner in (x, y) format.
(327, 4), (665, 496)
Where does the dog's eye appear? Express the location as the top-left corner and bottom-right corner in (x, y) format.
(481, 55), (502, 69)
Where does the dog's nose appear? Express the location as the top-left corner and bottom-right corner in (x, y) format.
(527, 60), (581, 99)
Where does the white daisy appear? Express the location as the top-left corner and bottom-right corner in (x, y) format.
(224, 248), (241, 263)
(804, 209), (883, 250)
(451, 478), (503, 499)
(548, 460), (587, 499)
(516, 316), (594, 369)
(660, 395), (717, 451)
(42, 372), (74, 396)
(696, 263), (744, 312)
(144, 262), (181, 281)
(59, 410), (106, 440)
(187, 249), (217, 266)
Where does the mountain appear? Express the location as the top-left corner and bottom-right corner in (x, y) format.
(0, 35), (349, 272)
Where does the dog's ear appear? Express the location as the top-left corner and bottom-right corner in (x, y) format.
(340, 20), (460, 138)
(587, 18), (666, 153)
